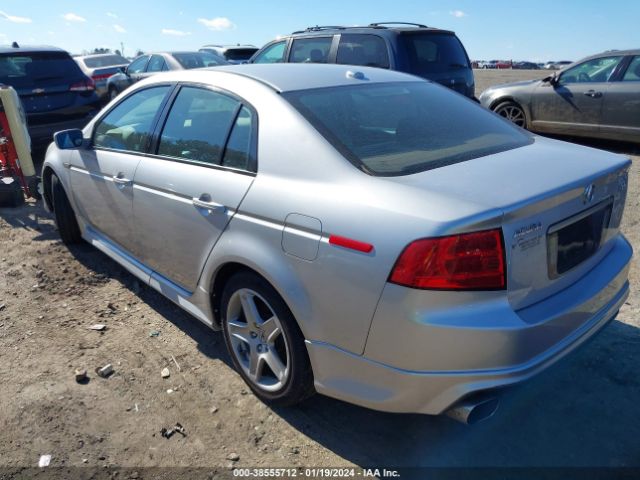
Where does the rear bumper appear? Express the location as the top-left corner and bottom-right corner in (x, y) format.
(307, 234), (632, 414)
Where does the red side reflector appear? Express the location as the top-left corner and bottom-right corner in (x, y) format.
(329, 235), (374, 253)
(389, 229), (506, 290)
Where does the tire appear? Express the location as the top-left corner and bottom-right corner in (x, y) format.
(220, 272), (315, 406)
(51, 174), (82, 244)
(493, 101), (527, 128)
(109, 87), (119, 101)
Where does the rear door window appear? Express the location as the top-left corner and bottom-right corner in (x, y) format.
(146, 55), (167, 72)
(93, 86), (170, 152)
(0, 51), (84, 87)
(401, 33), (469, 74)
(337, 34), (389, 68)
(290, 37), (332, 63)
(157, 86), (240, 165)
(222, 106), (256, 171)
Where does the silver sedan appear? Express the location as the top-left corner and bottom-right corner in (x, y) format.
(480, 49), (640, 143)
(41, 64), (632, 423)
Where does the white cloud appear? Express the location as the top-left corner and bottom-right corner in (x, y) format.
(450, 10), (467, 18)
(197, 17), (235, 31)
(107, 12), (117, 18)
(161, 28), (191, 37)
(113, 24), (126, 33)
(0, 10), (32, 23)
(62, 13), (86, 22)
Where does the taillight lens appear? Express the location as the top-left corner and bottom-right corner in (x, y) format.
(69, 78), (95, 92)
(389, 229), (506, 290)
(91, 73), (112, 81)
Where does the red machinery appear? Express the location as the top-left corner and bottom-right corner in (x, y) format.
(0, 84), (37, 206)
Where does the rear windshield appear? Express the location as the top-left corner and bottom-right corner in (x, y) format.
(283, 82), (532, 176)
(401, 33), (470, 74)
(224, 49), (258, 61)
(82, 55), (129, 68)
(172, 52), (228, 69)
(0, 51), (83, 87)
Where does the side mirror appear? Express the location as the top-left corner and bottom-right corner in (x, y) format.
(54, 129), (85, 150)
(544, 73), (559, 86)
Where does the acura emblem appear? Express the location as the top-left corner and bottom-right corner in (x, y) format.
(583, 184), (595, 204)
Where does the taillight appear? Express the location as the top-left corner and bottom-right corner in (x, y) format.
(91, 73), (112, 81)
(389, 229), (506, 290)
(69, 78), (95, 92)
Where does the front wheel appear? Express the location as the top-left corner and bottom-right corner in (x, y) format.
(493, 101), (527, 128)
(220, 272), (315, 406)
(108, 87), (119, 101)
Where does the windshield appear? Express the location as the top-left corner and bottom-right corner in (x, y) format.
(400, 33), (470, 74)
(172, 52), (228, 69)
(82, 55), (129, 68)
(0, 51), (83, 87)
(283, 82), (532, 176)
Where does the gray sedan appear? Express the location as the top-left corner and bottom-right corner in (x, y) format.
(106, 51), (228, 100)
(41, 64), (632, 423)
(480, 49), (640, 142)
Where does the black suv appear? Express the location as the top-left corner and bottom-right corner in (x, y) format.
(249, 22), (475, 98)
(0, 44), (101, 149)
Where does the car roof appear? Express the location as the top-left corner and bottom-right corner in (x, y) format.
(0, 45), (68, 54)
(157, 63), (421, 92)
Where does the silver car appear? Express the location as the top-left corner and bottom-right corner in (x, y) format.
(41, 64), (632, 423)
(480, 49), (640, 143)
(74, 53), (130, 100)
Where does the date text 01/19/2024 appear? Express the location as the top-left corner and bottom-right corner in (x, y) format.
(232, 468), (401, 478)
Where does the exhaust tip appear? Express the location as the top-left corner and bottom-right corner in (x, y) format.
(445, 396), (499, 425)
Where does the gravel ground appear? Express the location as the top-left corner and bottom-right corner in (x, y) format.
(0, 69), (638, 475)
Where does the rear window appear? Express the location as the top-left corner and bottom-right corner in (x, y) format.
(400, 33), (469, 74)
(172, 52), (228, 69)
(224, 48), (259, 61)
(82, 55), (129, 68)
(283, 82), (532, 176)
(0, 51), (83, 87)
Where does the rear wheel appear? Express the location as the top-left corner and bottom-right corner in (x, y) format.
(51, 174), (81, 244)
(220, 272), (315, 406)
(493, 101), (527, 128)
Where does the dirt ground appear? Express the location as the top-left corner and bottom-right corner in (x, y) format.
(0, 69), (639, 476)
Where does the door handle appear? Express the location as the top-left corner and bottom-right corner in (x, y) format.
(112, 173), (132, 186)
(192, 194), (226, 214)
(584, 90), (602, 98)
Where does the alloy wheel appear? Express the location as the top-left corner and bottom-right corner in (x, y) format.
(225, 288), (290, 392)
(495, 103), (526, 127)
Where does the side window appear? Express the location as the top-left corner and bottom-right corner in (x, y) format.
(337, 34), (389, 68)
(93, 86), (170, 152)
(157, 86), (240, 165)
(622, 56), (640, 82)
(252, 41), (286, 64)
(222, 106), (255, 171)
(127, 56), (148, 74)
(147, 55), (166, 73)
(560, 56), (623, 84)
(290, 37), (332, 63)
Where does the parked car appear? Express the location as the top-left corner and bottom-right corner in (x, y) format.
(0, 44), (101, 149)
(249, 22), (475, 99)
(199, 44), (259, 64)
(479, 49), (640, 142)
(106, 51), (228, 99)
(42, 64), (632, 423)
(74, 53), (130, 101)
(544, 60), (572, 70)
(512, 61), (540, 70)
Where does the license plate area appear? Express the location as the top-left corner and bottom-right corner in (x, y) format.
(547, 199), (612, 279)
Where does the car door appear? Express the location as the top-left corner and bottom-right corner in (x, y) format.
(600, 55), (640, 141)
(131, 85), (256, 292)
(530, 55), (624, 135)
(68, 85), (172, 252)
(126, 55), (150, 83)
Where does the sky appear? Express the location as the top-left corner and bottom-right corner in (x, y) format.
(0, 0), (638, 62)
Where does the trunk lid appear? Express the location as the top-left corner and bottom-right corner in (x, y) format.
(387, 136), (631, 310)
